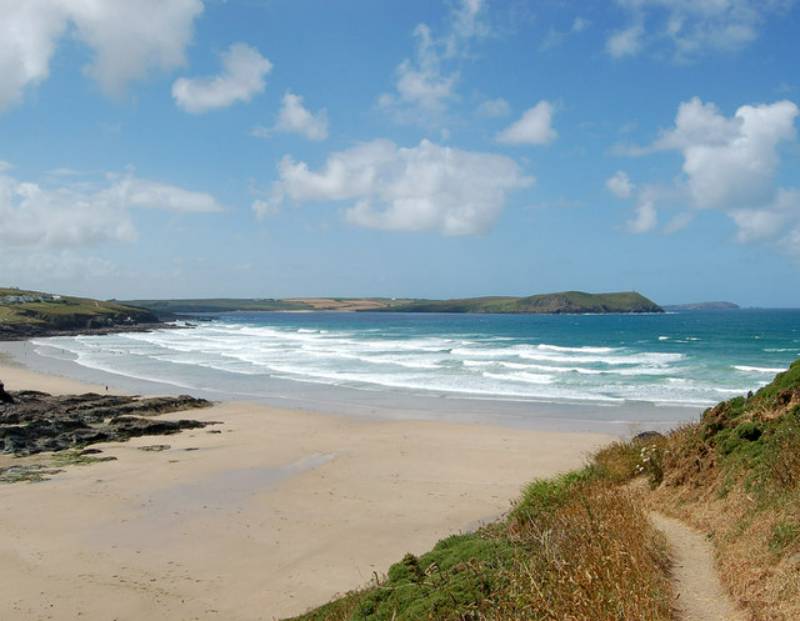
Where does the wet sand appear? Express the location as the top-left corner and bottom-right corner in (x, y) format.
(0, 360), (612, 619)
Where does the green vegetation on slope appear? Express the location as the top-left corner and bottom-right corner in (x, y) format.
(595, 359), (800, 620)
(0, 287), (157, 335)
(288, 461), (672, 621)
(375, 291), (663, 314)
(291, 360), (800, 621)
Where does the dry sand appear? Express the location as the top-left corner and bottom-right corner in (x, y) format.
(0, 361), (612, 620)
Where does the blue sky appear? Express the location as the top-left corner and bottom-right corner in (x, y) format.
(1, 0), (799, 306)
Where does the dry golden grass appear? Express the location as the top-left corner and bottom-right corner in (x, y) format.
(290, 473), (673, 621)
(490, 480), (672, 621)
(647, 398), (800, 621)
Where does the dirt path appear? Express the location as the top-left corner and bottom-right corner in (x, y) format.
(650, 512), (747, 621)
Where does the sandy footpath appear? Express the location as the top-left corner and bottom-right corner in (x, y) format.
(0, 362), (612, 620)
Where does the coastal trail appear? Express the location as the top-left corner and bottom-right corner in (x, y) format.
(649, 512), (747, 621)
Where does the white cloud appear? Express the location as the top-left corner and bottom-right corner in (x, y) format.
(172, 43), (271, 113)
(0, 0), (203, 109)
(607, 23), (644, 58)
(608, 0), (794, 61)
(729, 189), (800, 242)
(540, 16), (591, 50)
(496, 101), (557, 145)
(606, 171), (635, 198)
(379, 0), (489, 125)
(0, 169), (222, 248)
(443, 0), (490, 58)
(251, 199), (279, 218)
(67, 0), (203, 97)
(572, 17), (591, 33)
(655, 98), (798, 211)
(259, 139), (533, 236)
(113, 176), (223, 213)
(615, 97), (800, 249)
(273, 91), (328, 141)
(627, 199), (658, 234)
(477, 97), (510, 118)
(0, 1), (68, 110)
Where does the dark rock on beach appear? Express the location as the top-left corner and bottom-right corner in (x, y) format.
(0, 390), (215, 456)
(632, 431), (665, 443)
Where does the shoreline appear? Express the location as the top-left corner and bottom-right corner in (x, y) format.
(0, 344), (616, 620)
(1, 338), (703, 435)
(0, 320), (180, 342)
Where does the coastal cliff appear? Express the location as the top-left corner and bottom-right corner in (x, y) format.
(0, 288), (161, 340)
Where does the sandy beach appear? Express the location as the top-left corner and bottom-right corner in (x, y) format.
(0, 360), (612, 620)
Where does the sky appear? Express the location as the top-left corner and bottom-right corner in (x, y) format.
(1, 0), (799, 307)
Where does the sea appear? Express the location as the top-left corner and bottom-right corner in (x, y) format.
(15, 309), (800, 433)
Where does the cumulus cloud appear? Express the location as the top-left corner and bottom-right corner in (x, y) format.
(608, 0), (794, 61)
(273, 91), (328, 141)
(172, 43), (271, 113)
(476, 97), (510, 118)
(652, 98), (798, 212)
(626, 199), (658, 234)
(496, 101), (557, 145)
(0, 169), (222, 248)
(606, 171), (635, 198)
(613, 97), (800, 249)
(0, 0), (203, 109)
(379, 0), (489, 124)
(257, 139), (533, 235)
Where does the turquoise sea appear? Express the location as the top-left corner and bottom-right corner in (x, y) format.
(28, 309), (800, 415)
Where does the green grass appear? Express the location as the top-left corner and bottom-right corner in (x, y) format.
(286, 465), (672, 621)
(121, 297), (314, 314)
(122, 291), (663, 316)
(380, 291), (663, 314)
(0, 287), (157, 329)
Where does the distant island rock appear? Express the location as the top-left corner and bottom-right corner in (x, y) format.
(663, 301), (740, 311)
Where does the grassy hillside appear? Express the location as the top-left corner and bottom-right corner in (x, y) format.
(128, 291), (663, 316)
(123, 297), (312, 315)
(289, 468), (672, 621)
(289, 360), (800, 620)
(380, 291), (663, 314)
(123, 297), (418, 315)
(0, 287), (158, 335)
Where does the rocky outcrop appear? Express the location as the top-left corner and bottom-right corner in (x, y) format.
(0, 380), (13, 404)
(0, 390), (215, 455)
(0, 321), (172, 341)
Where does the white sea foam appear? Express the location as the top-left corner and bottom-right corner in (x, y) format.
(733, 365), (786, 374)
(27, 317), (795, 410)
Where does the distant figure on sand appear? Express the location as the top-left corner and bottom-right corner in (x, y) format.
(0, 380), (14, 404)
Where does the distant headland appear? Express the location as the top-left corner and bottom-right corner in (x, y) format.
(124, 290), (663, 316)
(662, 301), (740, 311)
(0, 289), (665, 338)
